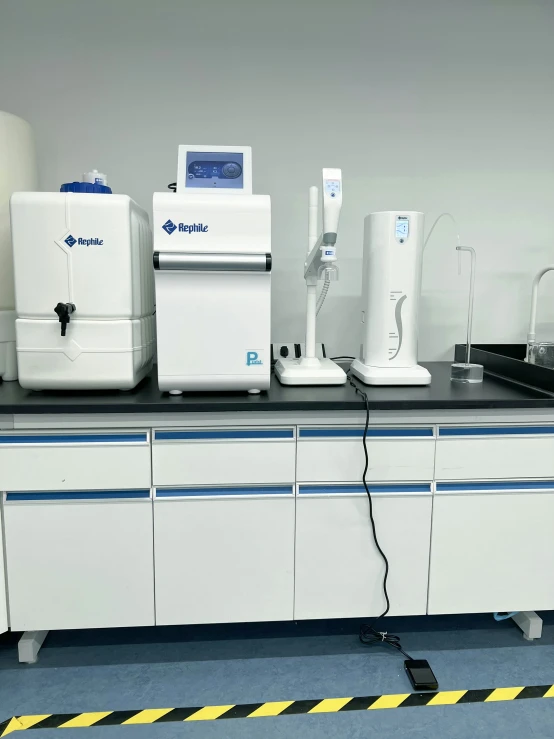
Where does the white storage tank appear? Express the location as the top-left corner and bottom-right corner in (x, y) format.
(0, 112), (37, 381)
(10, 178), (155, 390)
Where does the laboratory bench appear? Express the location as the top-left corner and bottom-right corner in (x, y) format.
(0, 361), (553, 661)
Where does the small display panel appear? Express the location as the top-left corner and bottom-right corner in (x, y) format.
(185, 151), (244, 190)
(395, 215), (409, 242)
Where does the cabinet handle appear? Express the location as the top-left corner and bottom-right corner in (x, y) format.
(155, 485), (294, 498)
(6, 490), (151, 501)
(299, 428), (433, 438)
(298, 483), (432, 495)
(439, 426), (554, 437)
(154, 429), (294, 441)
(0, 433), (148, 445)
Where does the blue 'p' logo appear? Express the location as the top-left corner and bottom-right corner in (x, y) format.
(246, 351), (262, 366)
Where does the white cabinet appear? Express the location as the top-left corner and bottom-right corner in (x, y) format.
(4, 490), (155, 630)
(428, 480), (554, 614)
(294, 483), (433, 619)
(0, 431), (151, 491)
(436, 425), (554, 480)
(297, 427), (435, 482)
(152, 427), (296, 486)
(154, 486), (295, 624)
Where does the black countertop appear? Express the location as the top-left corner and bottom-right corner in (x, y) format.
(0, 362), (553, 415)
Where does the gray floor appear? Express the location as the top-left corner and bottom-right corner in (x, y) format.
(1, 614), (554, 738)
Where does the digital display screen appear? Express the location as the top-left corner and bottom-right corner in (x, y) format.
(395, 216), (409, 241)
(185, 151), (244, 190)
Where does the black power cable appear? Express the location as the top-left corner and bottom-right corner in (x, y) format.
(347, 373), (414, 661)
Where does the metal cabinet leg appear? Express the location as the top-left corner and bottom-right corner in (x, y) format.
(512, 611), (543, 641)
(18, 630), (49, 663)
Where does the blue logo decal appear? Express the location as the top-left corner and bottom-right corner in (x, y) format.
(178, 223), (208, 233)
(162, 219), (177, 235)
(65, 234), (77, 248)
(246, 351), (263, 366)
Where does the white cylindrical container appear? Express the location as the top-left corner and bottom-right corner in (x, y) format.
(0, 112), (37, 310)
(0, 112), (37, 381)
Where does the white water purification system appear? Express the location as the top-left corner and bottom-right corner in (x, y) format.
(10, 176), (155, 390)
(351, 211), (431, 386)
(153, 145), (271, 394)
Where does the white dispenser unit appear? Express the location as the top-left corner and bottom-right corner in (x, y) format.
(351, 211), (431, 386)
(153, 145), (271, 394)
(275, 169), (346, 385)
(10, 185), (155, 390)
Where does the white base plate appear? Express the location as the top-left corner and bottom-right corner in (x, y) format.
(275, 358), (346, 386)
(350, 359), (431, 386)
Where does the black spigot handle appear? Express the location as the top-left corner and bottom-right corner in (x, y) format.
(54, 302), (76, 337)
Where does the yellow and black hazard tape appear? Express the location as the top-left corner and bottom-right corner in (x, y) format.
(1, 685), (553, 735)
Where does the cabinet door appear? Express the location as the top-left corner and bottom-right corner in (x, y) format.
(4, 490), (155, 630)
(428, 480), (554, 614)
(154, 485), (295, 624)
(294, 483), (433, 619)
(297, 427), (435, 482)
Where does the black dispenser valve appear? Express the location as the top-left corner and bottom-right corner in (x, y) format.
(54, 302), (76, 337)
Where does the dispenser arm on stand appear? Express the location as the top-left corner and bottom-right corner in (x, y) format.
(526, 264), (554, 363)
(274, 168), (347, 386)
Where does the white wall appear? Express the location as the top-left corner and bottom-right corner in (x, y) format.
(2, 0), (554, 359)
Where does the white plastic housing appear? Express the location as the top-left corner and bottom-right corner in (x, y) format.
(352, 211), (430, 386)
(322, 167), (342, 239)
(153, 191), (271, 392)
(10, 192), (155, 389)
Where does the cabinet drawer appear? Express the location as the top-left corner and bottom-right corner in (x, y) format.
(294, 483), (432, 619)
(152, 427), (296, 486)
(297, 427), (435, 482)
(436, 425), (554, 480)
(0, 431), (151, 491)
(154, 485), (295, 624)
(428, 480), (554, 614)
(4, 490), (155, 630)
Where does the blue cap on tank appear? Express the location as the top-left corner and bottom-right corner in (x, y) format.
(60, 181), (112, 194)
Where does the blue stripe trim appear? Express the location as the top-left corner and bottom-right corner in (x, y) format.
(6, 489), (151, 501)
(437, 481), (554, 492)
(0, 433), (147, 444)
(298, 483), (432, 495)
(155, 485), (294, 498)
(299, 428), (433, 438)
(439, 426), (554, 437)
(155, 429), (294, 441)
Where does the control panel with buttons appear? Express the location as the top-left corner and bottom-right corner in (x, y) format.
(324, 179), (341, 198)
